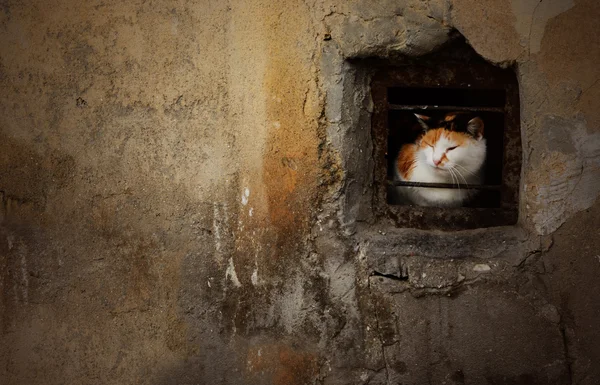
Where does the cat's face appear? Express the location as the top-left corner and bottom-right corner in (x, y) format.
(415, 113), (486, 172)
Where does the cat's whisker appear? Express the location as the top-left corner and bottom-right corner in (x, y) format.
(448, 168), (457, 188)
(448, 167), (460, 192)
(454, 169), (462, 192)
(448, 169), (456, 190)
(452, 166), (470, 188)
(449, 166), (465, 187)
(454, 164), (478, 178)
(457, 168), (471, 186)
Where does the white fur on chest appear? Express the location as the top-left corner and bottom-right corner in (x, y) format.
(405, 161), (473, 207)
(394, 140), (486, 207)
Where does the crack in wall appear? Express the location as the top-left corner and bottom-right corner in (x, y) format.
(560, 323), (574, 385)
(527, 0), (543, 59)
(372, 271), (408, 282)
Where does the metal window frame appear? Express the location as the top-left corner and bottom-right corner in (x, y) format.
(370, 50), (522, 230)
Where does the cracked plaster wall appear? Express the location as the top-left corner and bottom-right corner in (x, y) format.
(0, 0), (599, 384)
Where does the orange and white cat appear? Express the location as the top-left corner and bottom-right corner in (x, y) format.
(394, 112), (486, 207)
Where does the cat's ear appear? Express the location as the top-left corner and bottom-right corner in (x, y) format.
(414, 113), (430, 131)
(467, 117), (484, 139)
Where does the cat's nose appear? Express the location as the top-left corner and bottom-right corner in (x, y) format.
(433, 158), (442, 166)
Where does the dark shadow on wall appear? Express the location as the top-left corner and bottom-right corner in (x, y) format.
(540, 198), (600, 384)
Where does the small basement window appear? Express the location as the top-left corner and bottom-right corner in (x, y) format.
(370, 42), (521, 230)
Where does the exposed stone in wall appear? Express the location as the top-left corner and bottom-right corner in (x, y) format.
(319, 0), (452, 58)
(0, 0), (599, 384)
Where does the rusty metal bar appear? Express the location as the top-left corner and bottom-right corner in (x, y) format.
(388, 104), (504, 113)
(387, 180), (502, 190)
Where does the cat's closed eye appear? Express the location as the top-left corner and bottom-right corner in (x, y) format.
(447, 146), (458, 151)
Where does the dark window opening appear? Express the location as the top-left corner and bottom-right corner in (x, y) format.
(387, 102), (504, 208)
(370, 40), (521, 230)
(388, 87), (506, 107)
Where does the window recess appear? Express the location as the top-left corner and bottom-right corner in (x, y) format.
(371, 43), (522, 230)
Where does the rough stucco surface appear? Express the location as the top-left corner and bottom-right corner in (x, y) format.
(0, 0), (599, 384)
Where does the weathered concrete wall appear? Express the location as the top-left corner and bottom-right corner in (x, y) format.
(0, 0), (598, 384)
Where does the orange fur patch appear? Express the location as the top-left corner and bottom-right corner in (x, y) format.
(439, 153), (448, 165)
(444, 113), (457, 122)
(396, 143), (417, 179)
(418, 128), (441, 148)
(419, 128), (471, 148)
(445, 131), (470, 146)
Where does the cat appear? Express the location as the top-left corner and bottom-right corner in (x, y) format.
(393, 112), (486, 207)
